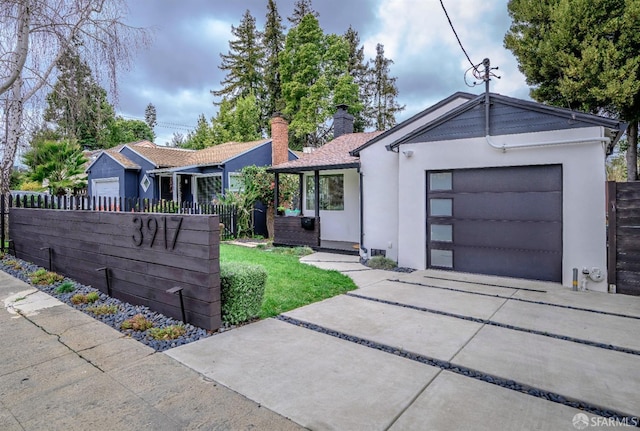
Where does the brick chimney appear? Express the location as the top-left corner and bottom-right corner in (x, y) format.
(270, 113), (289, 166)
(333, 104), (354, 139)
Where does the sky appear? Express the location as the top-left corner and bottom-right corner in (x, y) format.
(118, 0), (530, 146)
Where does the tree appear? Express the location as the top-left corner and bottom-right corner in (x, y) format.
(211, 10), (264, 110)
(263, 0), (286, 121)
(43, 48), (116, 150)
(288, 0), (319, 26)
(280, 14), (360, 148)
(370, 44), (405, 130)
(504, 0), (640, 180)
(211, 93), (262, 145)
(345, 26), (371, 132)
(145, 103), (157, 139)
(181, 114), (213, 150)
(0, 0), (151, 197)
(22, 139), (87, 196)
(104, 117), (154, 147)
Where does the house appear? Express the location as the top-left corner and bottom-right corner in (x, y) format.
(272, 93), (626, 292)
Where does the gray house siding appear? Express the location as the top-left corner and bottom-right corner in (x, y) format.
(86, 155), (127, 196)
(124, 171), (138, 198)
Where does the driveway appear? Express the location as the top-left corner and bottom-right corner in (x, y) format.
(166, 253), (640, 430)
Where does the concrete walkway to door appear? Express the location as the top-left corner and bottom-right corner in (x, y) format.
(167, 252), (640, 430)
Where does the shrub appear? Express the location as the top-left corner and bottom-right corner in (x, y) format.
(55, 281), (76, 294)
(366, 256), (398, 270)
(71, 293), (87, 304)
(220, 262), (267, 325)
(149, 325), (186, 340)
(121, 314), (154, 331)
(86, 291), (100, 303)
(29, 268), (64, 285)
(86, 304), (118, 315)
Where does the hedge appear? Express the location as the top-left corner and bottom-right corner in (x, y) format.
(220, 261), (268, 325)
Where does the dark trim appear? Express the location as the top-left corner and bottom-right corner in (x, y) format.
(298, 173), (304, 214)
(314, 170), (320, 219)
(606, 181), (617, 286)
(388, 93), (626, 150)
(274, 172), (280, 212)
(269, 162), (359, 174)
(350, 91), (476, 156)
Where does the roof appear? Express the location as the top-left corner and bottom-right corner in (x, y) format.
(270, 131), (384, 173)
(122, 145), (193, 168)
(84, 150), (141, 173)
(388, 92), (627, 152)
(350, 92), (475, 156)
(187, 139), (270, 166)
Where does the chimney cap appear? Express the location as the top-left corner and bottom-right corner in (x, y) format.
(272, 111), (285, 119)
(335, 104), (349, 111)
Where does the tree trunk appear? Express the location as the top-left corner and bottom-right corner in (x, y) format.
(1, 79), (24, 240)
(266, 203), (275, 239)
(626, 122), (638, 181)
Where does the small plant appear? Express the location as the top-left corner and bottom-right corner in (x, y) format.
(13, 296), (26, 302)
(55, 281), (76, 294)
(86, 304), (118, 315)
(149, 325), (186, 340)
(86, 291), (100, 303)
(366, 256), (398, 270)
(4, 259), (23, 270)
(121, 314), (154, 331)
(29, 268), (64, 285)
(71, 293), (88, 304)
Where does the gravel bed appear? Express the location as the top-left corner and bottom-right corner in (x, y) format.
(359, 257), (415, 273)
(0, 255), (220, 352)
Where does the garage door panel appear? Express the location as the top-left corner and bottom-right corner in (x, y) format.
(452, 165), (562, 193)
(455, 247), (562, 282)
(93, 178), (120, 197)
(450, 220), (562, 251)
(451, 192), (562, 222)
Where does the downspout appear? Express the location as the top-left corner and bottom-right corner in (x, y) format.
(359, 168), (367, 254)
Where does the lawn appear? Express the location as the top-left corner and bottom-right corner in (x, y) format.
(220, 244), (357, 319)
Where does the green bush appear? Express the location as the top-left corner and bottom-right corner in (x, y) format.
(220, 262), (267, 325)
(366, 256), (397, 270)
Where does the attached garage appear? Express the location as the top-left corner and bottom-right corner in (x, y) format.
(92, 177), (120, 198)
(426, 165), (562, 282)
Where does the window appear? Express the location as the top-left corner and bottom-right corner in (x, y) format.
(431, 249), (453, 268)
(430, 198), (452, 216)
(140, 174), (151, 193)
(430, 224), (453, 242)
(306, 174), (344, 211)
(429, 172), (452, 191)
(196, 175), (222, 204)
(228, 172), (243, 192)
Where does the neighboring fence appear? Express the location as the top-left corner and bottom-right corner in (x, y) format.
(607, 181), (640, 296)
(2, 194), (237, 242)
(8, 206), (222, 330)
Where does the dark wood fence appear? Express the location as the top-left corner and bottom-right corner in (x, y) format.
(8, 207), (221, 330)
(607, 181), (640, 295)
(3, 194), (237, 241)
(274, 216), (320, 247)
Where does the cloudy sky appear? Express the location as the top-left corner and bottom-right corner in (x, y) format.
(118, 0), (530, 145)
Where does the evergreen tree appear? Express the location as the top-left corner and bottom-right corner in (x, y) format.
(104, 117), (154, 147)
(370, 43), (404, 130)
(344, 26), (371, 132)
(144, 103), (157, 139)
(43, 48), (115, 150)
(211, 94), (263, 145)
(504, 0), (640, 180)
(211, 10), (264, 109)
(181, 114), (214, 150)
(280, 14), (360, 148)
(288, 0), (319, 26)
(263, 0), (286, 122)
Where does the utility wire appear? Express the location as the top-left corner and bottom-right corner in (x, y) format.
(439, 0), (480, 74)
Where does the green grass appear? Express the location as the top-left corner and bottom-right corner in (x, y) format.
(220, 244), (356, 319)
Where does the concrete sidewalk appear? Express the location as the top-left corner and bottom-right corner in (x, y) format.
(0, 271), (303, 431)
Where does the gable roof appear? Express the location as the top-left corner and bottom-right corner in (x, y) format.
(350, 91), (475, 156)
(388, 93), (626, 151)
(187, 139), (270, 166)
(85, 150), (141, 173)
(270, 131), (383, 173)
(121, 145), (193, 168)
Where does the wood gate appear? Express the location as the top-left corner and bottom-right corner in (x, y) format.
(607, 181), (640, 295)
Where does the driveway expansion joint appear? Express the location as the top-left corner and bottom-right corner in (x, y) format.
(276, 314), (635, 422)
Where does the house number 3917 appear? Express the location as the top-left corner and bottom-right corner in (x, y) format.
(132, 216), (183, 250)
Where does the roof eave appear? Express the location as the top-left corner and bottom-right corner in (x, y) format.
(269, 162), (359, 173)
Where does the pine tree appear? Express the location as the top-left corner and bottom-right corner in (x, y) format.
(43, 48), (115, 150)
(144, 103), (157, 139)
(370, 43), (404, 130)
(344, 26), (371, 132)
(288, 0), (319, 26)
(211, 10), (264, 108)
(263, 0), (286, 122)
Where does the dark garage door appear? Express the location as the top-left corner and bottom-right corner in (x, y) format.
(426, 165), (562, 282)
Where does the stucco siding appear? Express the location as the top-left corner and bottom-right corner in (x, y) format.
(395, 126), (608, 291)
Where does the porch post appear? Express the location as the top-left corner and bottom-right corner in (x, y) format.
(274, 172), (280, 213)
(314, 170), (320, 218)
(172, 172), (178, 202)
(298, 173), (303, 213)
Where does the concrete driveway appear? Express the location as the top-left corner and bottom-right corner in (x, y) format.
(166, 253), (640, 430)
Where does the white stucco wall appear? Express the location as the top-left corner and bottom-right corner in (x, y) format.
(303, 169), (360, 243)
(358, 96), (471, 261)
(394, 126), (609, 291)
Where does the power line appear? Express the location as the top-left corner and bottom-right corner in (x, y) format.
(439, 0), (478, 73)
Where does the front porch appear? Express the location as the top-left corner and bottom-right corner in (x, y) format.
(273, 215), (359, 255)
